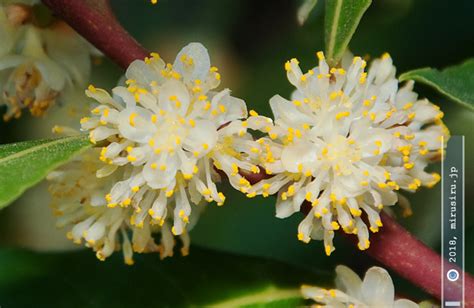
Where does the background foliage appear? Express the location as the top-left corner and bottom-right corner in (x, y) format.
(0, 0), (473, 306)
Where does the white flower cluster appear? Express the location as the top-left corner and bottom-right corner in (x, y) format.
(48, 149), (189, 264)
(245, 52), (448, 255)
(49, 43), (448, 263)
(51, 43), (263, 263)
(0, 0), (99, 121)
(302, 265), (419, 307)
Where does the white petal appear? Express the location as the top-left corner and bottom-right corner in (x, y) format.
(158, 79), (190, 115)
(361, 267), (395, 306)
(118, 107), (156, 143)
(173, 42), (211, 82)
(335, 265), (363, 297)
(281, 140), (319, 172)
(182, 120), (218, 156)
(393, 299), (420, 308)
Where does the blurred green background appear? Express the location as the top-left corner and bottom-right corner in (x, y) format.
(0, 0), (473, 305)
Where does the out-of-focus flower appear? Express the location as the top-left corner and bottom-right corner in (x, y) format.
(0, 0), (99, 121)
(53, 42), (260, 263)
(247, 51), (448, 255)
(48, 148), (195, 264)
(302, 265), (419, 307)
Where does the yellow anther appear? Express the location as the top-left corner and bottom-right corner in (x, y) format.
(151, 114), (157, 123)
(88, 84), (97, 93)
(249, 110), (258, 117)
(331, 221), (340, 230)
(165, 190), (174, 198)
(403, 102), (413, 110)
(335, 111), (350, 120)
(404, 162), (414, 169)
(129, 113), (137, 126)
(350, 208), (362, 217)
(294, 162), (306, 174)
(127, 155), (137, 162)
(293, 100), (302, 106)
(297, 232), (305, 241)
(360, 180), (369, 186)
(316, 51), (325, 60)
(202, 143), (209, 150)
(251, 165), (260, 174)
(382, 52), (390, 59)
(378, 182), (387, 189)
(132, 186), (140, 193)
(287, 185), (295, 196)
(123, 198), (132, 206)
(246, 192), (256, 198)
(325, 245), (332, 256)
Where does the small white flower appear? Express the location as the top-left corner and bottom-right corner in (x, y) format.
(302, 265), (419, 307)
(246, 51), (449, 255)
(76, 43), (260, 261)
(0, 1), (99, 121)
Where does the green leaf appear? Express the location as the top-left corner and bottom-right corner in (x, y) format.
(324, 0), (372, 65)
(0, 135), (91, 209)
(399, 59), (474, 111)
(0, 247), (329, 307)
(297, 0), (318, 26)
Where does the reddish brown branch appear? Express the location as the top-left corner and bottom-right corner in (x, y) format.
(42, 0), (148, 69)
(366, 212), (474, 304)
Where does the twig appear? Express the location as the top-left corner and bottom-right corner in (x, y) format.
(366, 212), (473, 303)
(42, 0), (148, 69)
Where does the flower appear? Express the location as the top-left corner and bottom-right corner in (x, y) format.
(48, 149), (194, 264)
(0, 1), (99, 121)
(301, 265), (419, 307)
(246, 51), (449, 255)
(74, 42), (260, 262)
